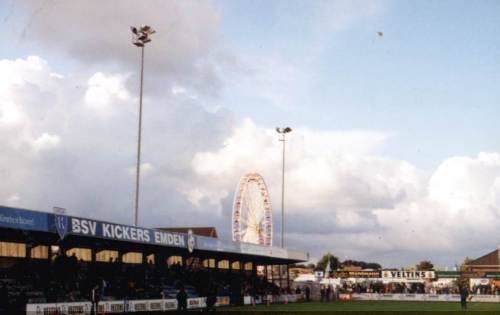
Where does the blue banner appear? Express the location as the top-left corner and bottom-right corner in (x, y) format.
(65, 216), (189, 249)
(0, 206), (50, 232)
(0, 206), (308, 261)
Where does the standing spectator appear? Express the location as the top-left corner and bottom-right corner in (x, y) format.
(320, 285), (326, 302)
(90, 284), (100, 315)
(176, 285), (188, 314)
(305, 286), (311, 302)
(326, 285), (332, 302)
(460, 286), (469, 310)
(283, 288), (288, 305)
(69, 253), (78, 280)
(205, 285), (217, 313)
(0, 283), (8, 311)
(250, 284), (257, 307)
(266, 289), (272, 306)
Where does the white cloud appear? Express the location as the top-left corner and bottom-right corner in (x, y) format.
(1, 54), (500, 268)
(428, 153), (500, 212)
(0, 55), (234, 230)
(85, 72), (131, 112)
(190, 119), (500, 267)
(191, 118), (413, 212)
(33, 133), (60, 151)
(128, 163), (155, 177)
(0, 56), (63, 152)
(14, 0), (224, 99)
(0, 101), (25, 126)
(2, 1), (498, 269)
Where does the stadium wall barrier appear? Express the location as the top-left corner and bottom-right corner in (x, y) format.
(243, 294), (301, 305)
(351, 293), (500, 303)
(26, 297), (220, 315)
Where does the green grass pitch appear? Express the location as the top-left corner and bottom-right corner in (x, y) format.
(220, 300), (500, 314)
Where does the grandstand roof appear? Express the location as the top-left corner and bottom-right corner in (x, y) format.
(469, 249), (500, 266)
(0, 205), (308, 265)
(158, 227), (218, 238)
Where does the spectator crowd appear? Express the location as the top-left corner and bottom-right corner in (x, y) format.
(0, 252), (282, 312)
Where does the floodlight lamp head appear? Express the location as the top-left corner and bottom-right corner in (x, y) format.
(141, 25), (156, 34)
(133, 40), (144, 47)
(130, 26), (138, 34)
(276, 127), (292, 134)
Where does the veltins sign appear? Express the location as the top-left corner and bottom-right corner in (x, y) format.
(382, 270), (435, 279)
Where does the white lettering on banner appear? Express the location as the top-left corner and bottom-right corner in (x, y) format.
(177, 234), (185, 246)
(143, 230), (150, 242)
(115, 225), (123, 238)
(154, 231), (186, 247)
(122, 226), (130, 239)
(103, 223), (112, 238)
(71, 218), (97, 236)
(83, 220), (95, 235)
(72, 218), (80, 233)
(382, 270), (435, 279)
(101, 223), (151, 243)
(0, 214), (35, 226)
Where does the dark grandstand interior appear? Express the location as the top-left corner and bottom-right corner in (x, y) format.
(0, 254), (285, 312)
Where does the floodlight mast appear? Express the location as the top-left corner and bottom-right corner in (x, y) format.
(276, 127), (292, 248)
(131, 25), (155, 227)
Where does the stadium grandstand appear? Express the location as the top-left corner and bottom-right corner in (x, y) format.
(464, 249), (500, 274)
(0, 205), (308, 313)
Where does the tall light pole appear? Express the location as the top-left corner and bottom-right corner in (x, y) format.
(276, 127), (292, 248)
(131, 25), (155, 226)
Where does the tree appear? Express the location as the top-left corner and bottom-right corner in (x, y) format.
(415, 260), (434, 271)
(316, 253), (341, 272)
(342, 259), (382, 270)
(458, 256), (473, 272)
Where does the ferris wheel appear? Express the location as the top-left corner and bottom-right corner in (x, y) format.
(232, 173), (273, 246)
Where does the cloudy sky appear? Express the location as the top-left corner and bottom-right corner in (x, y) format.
(1, 0), (500, 269)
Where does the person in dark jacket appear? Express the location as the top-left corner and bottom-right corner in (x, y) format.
(176, 285), (188, 314)
(460, 286), (469, 310)
(205, 285), (217, 313)
(305, 286), (311, 302)
(90, 284), (100, 315)
(320, 285), (326, 302)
